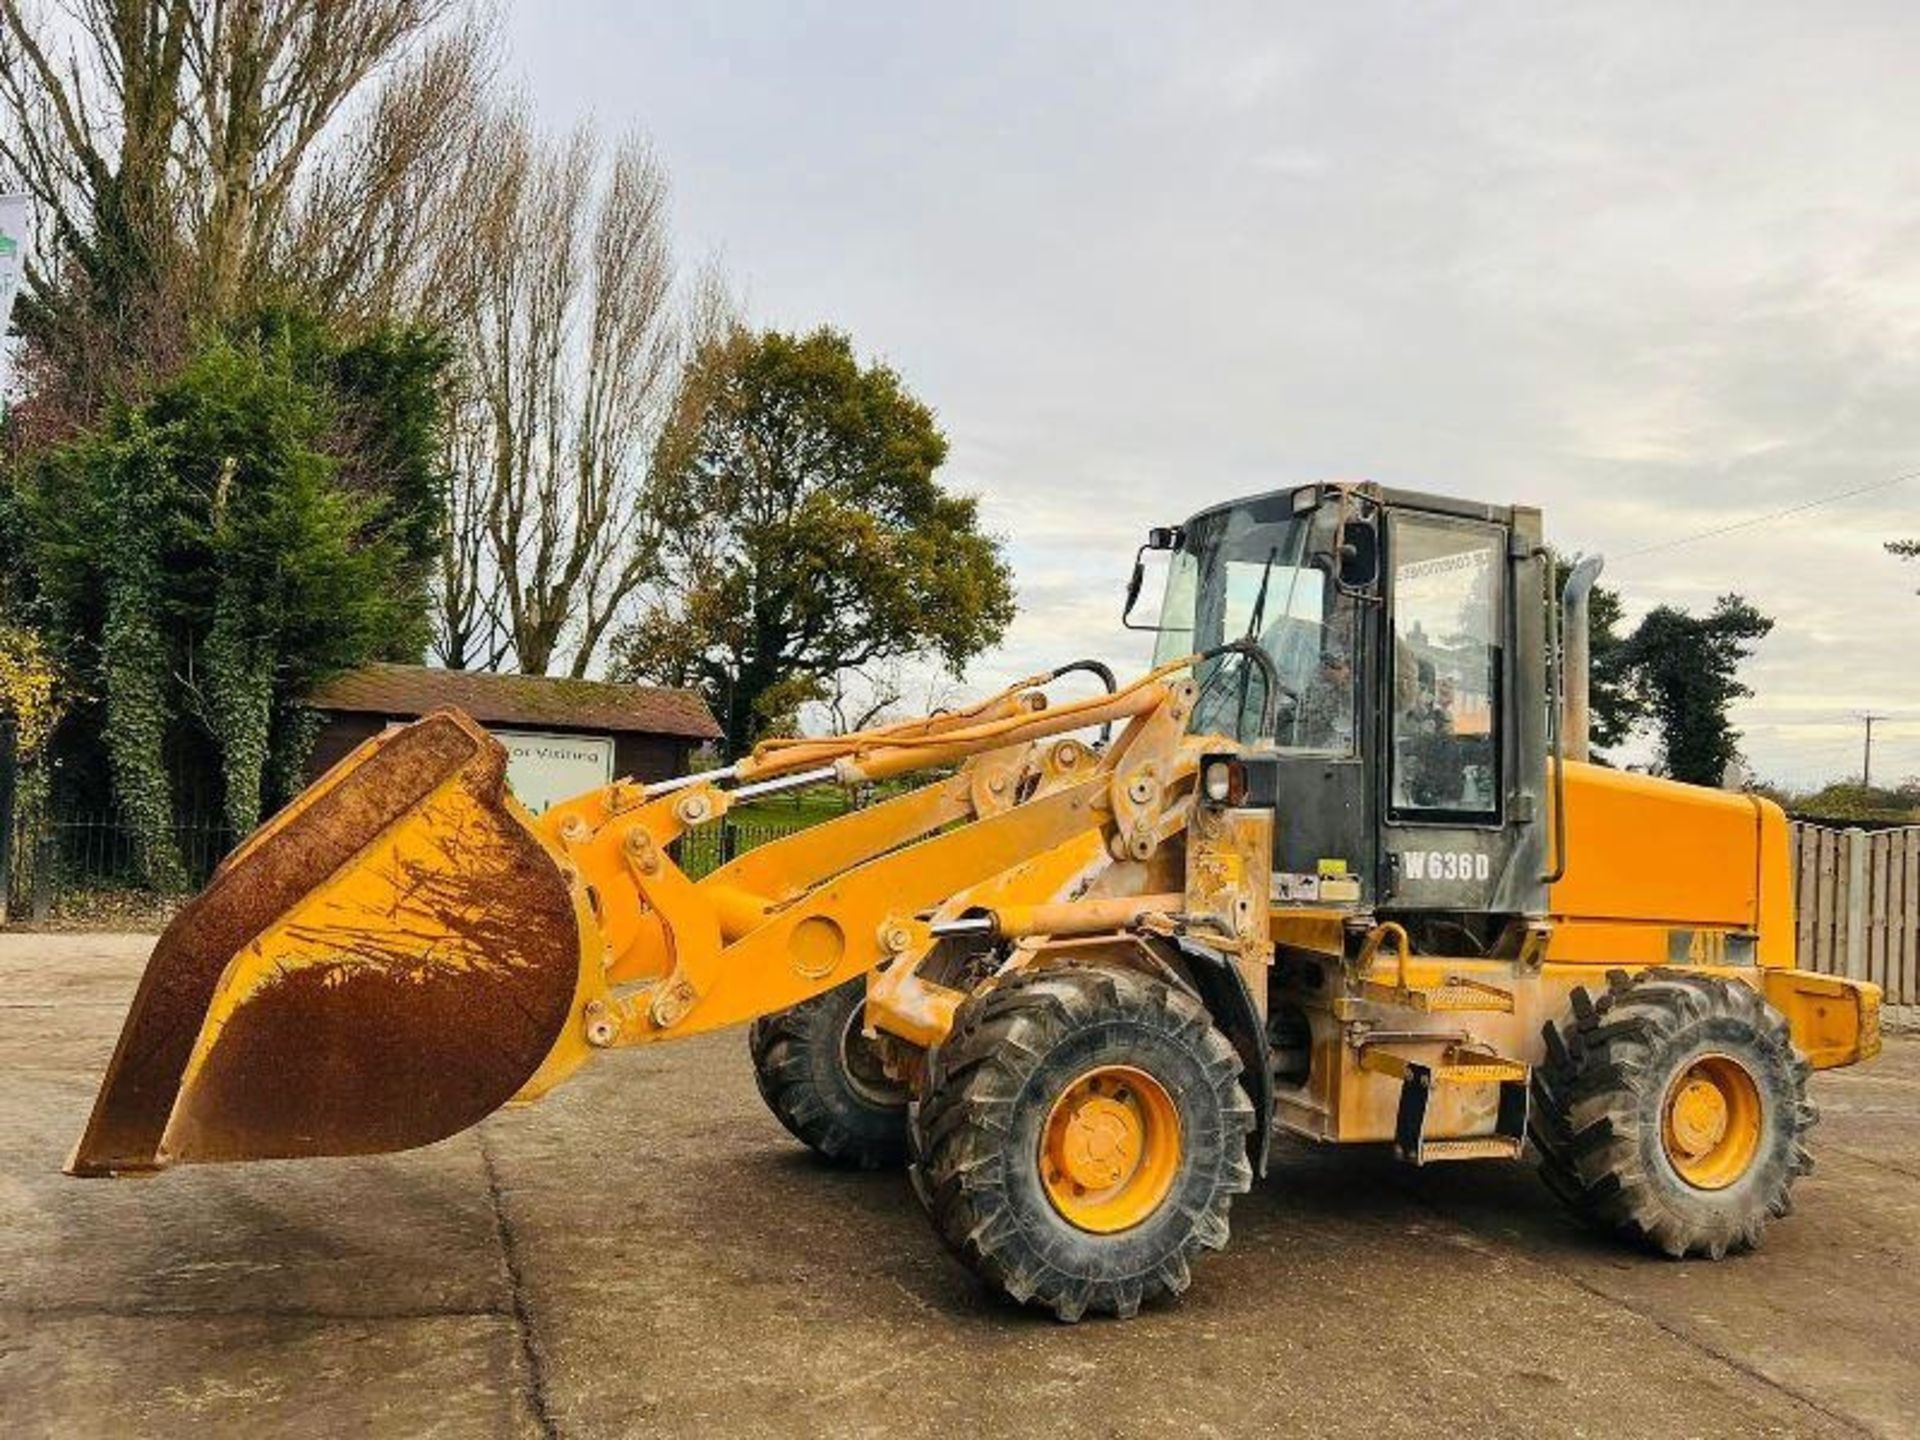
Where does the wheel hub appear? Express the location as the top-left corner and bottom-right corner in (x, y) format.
(837, 1003), (908, 1110)
(1057, 1095), (1142, 1188)
(1039, 1065), (1181, 1233)
(1669, 1076), (1730, 1156)
(1661, 1054), (1763, 1190)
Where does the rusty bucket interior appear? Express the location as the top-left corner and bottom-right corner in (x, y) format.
(68, 711), (595, 1176)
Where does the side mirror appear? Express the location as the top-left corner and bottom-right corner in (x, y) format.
(1123, 558), (1146, 618)
(1337, 518), (1379, 591)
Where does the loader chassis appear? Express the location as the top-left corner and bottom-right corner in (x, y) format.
(71, 480), (1881, 1321)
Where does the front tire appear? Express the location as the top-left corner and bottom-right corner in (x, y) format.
(1531, 968), (1816, 1258)
(748, 977), (910, 1170)
(910, 965), (1253, 1321)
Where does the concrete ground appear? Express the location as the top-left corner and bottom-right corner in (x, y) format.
(2, 934), (1916, 1440)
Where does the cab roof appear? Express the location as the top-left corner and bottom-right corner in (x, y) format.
(1181, 482), (1519, 533)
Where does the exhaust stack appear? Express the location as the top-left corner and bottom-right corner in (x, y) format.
(1560, 555), (1605, 764)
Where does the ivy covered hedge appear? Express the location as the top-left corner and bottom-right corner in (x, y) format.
(10, 309), (448, 886)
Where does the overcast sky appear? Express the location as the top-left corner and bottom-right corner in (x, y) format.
(505, 1), (1920, 786)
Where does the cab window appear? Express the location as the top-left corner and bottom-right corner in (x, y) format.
(1162, 502), (1357, 752)
(1389, 516), (1502, 819)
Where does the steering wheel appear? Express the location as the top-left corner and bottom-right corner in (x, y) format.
(1191, 648), (1296, 741)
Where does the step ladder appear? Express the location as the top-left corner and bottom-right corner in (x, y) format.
(1358, 1044), (1530, 1165)
(1359, 974), (1514, 1014)
(1351, 921), (1516, 1015)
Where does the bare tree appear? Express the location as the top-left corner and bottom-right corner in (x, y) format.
(179, 0), (473, 314)
(0, 0), (483, 425)
(432, 108), (682, 676)
(277, 18), (493, 324)
(821, 664), (908, 735)
(431, 395), (507, 669)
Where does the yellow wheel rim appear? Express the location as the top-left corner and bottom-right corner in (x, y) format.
(1039, 1064), (1182, 1233)
(1661, 1053), (1764, 1190)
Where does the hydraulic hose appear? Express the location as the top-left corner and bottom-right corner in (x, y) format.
(1048, 659), (1120, 744)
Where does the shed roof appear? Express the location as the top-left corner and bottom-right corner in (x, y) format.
(308, 663), (723, 741)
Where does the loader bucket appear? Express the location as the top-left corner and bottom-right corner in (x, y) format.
(68, 711), (598, 1176)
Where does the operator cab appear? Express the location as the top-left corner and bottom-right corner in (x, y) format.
(1127, 482), (1551, 940)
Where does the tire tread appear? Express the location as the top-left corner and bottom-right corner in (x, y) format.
(1529, 967), (1816, 1258)
(911, 965), (1253, 1321)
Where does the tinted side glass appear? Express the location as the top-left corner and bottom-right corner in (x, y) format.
(1390, 517), (1502, 819)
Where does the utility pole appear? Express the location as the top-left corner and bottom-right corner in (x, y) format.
(1862, 713), (1888, 788)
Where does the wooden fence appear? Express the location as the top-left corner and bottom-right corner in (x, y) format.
(1790, 823), (1919, 1004)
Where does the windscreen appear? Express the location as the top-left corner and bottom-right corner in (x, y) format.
(1152, 499), (1355, 750)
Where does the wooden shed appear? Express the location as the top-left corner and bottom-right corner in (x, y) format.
(306, 663), (722, 812)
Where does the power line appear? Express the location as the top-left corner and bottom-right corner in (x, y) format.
(1750, 723), (1920, 742)
(1611, 470), (1920, 564)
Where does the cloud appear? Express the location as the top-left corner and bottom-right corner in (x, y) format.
(509, 1), (1920, 783)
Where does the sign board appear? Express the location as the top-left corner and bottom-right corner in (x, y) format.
(0, 193), (29, 398)
(499, 730), (614, 813)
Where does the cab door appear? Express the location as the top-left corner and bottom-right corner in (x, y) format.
(1379, 511), (1513, 910)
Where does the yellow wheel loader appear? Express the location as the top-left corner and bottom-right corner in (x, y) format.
(70, 482), (1881, 1321)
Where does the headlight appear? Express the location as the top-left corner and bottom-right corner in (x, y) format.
(1203, 760), (1237, 804)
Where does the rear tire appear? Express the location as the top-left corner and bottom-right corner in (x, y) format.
(748, 978), (909, 1170)
(909, 965), (1253, 1321)
(1530, 968), (1816, 1259)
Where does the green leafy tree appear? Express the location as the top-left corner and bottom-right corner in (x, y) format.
(22, 311), (447, 877)
(613, 327), (1016, 753)
(1888, 538), (1920, 587)
(1624, 595), (1773, 786)
(1760, 777), (1920, 823)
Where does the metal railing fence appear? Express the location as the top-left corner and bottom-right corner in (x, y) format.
(5, 807), (235, 919)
